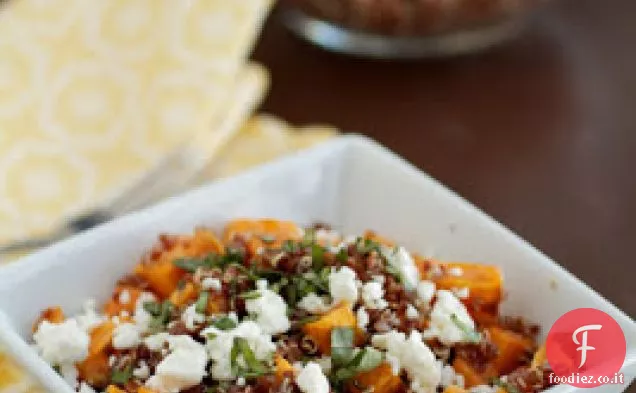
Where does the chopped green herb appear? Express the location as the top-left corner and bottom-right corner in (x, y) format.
(351, 347), (383, 373)
(173, 257), (206, 272)
(385, 264), (402, 283)
(176, 278), (187, 290)
(239, 290), (262, 300)
(195, 291), (210, 314)
(301, 229), (316, 247)
(450, 313), (482, 343)
(111, 364), (133, 384)
(148, 301), (174, 332)
(230, 337), (269, 378)
(143, 301), (162, 316)
(331, 327), (355, 367)
(213, 316), (238, 330)
(207, 332), (218, 340)
(311, 244), (325, 270)
(356, 238), (381, 254)
(336, 248), (349, 263)
(281, 240), (298, 253)
(222, 247), (245, 266)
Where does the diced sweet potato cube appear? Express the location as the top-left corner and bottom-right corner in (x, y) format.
(452, 358), (487, 388)
(487, 327), (534, 375)
(169, 282), (199, 307)
(135, 229), (224, 298)
(134, 259), (185, 299)
(32, 307), (65, 332)
(433, 262), (502, 312)
(103, 286), (142, 317)
(105, 386), (126, 393)
(89, 321), (116, 356)
(349, 363), (403, 393)
(302, 303), (357, 354)
(274, 355), (295, 382)
(223, 219), (304, 254)
(78, 352), (110, 388)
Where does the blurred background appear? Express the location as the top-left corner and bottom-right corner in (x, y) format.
(0, 0), (635, 390)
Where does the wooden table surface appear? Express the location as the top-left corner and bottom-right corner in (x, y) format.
(252, 0), (636, 325)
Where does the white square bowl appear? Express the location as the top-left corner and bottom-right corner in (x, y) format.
(0, 135), (634, 393)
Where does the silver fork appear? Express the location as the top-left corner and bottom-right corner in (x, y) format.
(0, 63), (268, 256)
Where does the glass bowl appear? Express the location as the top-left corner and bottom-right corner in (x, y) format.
(280, 0), (548, 58)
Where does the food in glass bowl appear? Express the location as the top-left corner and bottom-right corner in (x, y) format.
(280, 0), (548, 57)
(30, 219), (553, 393)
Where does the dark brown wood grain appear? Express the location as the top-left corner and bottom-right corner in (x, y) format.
(251, 0), (636, 342)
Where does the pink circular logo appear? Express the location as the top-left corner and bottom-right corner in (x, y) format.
(546, 308), (626, 387)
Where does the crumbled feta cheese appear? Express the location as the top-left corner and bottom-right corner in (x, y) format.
(77, 382), (97, 393)
(201, 277), (222, 291)
(182, 304), (205, 330)
(295, 362), (330, 393)
(120, 311), (130, 319)
(316, 356), (332, 374)
(371, 275), (386, 284)
(119, 290), (131, 305)
(112, 323), (141, 350)
(406, 304), (419, 320)
(59, 362), (78, 386)
(448, 267), (464, 277)
(440, 363), (458, 387)
(237, 377), (246, 386)
(371, 330), (440, 393)
(416, 280), (436, 304)
(328, 266), (359, 304)
(424, 290), (476, 345)
(33, 320), (89, 365)
(453, 287), (470, 299)
(134, 292), (157, 333)
(361, 281), (388, 310)
(74, 299), (104, 333)
(386, 354), (401, 376)
(133, 360), (150, 380)
(202, 321), (276, 380)
(331, 235), (357, 253)
(144, 333), (170, 351)
(145, 335), (207, 393)
(108, 355), (117, 367)
(356, 307), (370, 330)
(228, 311), (239, 322)
(382, 246), (419, 290)
(297, 293), (332, 314)
(245, 280), (291, 334)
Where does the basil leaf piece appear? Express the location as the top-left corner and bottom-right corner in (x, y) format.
(148, 301), (174, 332)
(213, 316), (238, 330)
(331, 327), (354, 348)
(331, 327), (355, 367)
(450, 313), (482, 343)
(235, 337), (267, 374)
(195, 291), (209, 314)
(352, 347), (383, 373)
(111, 364), (133, 384)
(334, 367), (358, 381)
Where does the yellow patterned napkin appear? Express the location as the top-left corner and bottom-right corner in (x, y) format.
(0, 0), (272, 243)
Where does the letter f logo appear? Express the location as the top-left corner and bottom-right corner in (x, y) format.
(572, 324), (603, 368)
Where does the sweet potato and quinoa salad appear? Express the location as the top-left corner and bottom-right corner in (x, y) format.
(30, 219), (554, 393)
